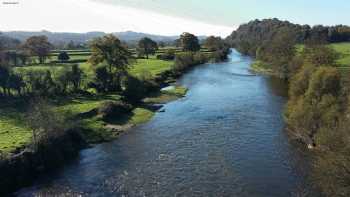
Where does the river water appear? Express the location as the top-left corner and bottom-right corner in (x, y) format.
(17, 50), (313, 197)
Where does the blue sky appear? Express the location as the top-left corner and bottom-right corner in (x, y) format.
(96, 0), (350, 27)
(1, 0), (349, 36)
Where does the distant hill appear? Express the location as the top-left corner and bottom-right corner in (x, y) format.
(1, 30), (190, 45)
(1, 30), (207, 46)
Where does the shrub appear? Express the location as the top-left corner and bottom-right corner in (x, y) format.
(122, 75), (147, 103)
(26, 99), (67, 148)
(156, 49), (176, 60)
(98, 101), (133, 120)
(57, 51), (70, 62)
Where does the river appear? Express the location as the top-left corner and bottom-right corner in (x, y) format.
(17, 49), (314, 197)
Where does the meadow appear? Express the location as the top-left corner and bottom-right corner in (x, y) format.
(0, 48), (195, 154)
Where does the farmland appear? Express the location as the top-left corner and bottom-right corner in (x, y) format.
(0, 47), (208, 154)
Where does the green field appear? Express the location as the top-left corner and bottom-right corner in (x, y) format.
(129, 58), (173, 78)
(1, 51), (180, 154)
(0, 92), (160, 154)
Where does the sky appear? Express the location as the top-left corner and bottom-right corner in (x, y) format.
(0, 0), (349, 37)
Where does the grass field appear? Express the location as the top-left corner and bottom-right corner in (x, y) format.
(0, 107), (31, 154)
(129, 57), (173, 78)
(1, 50), (179, 154)
(0, 93), (158, 153)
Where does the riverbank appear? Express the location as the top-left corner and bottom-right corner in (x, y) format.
(0, 86), (188, 196)
(0, 49), (225, 195)
(14, 49), (314, 196)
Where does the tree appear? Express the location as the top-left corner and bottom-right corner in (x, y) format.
(302, 45), (339, 67)
(26, 99), (66, 148)
(23, 36), (52, 64)
(137, 37), (158, 59)
(204, 36), (224, 51)
(180, 32), (200, 52)
(286, 66), (342, 146)
(7, 73), (25, 96)
(256, 28), (297, 79)
(158, 41), (166, 48)
(56, 68), (70, 94)
(0, 65), (10, 96)
(122, 75), (147, 103)
(91, 65), (110, 92)
(89, 34), (132, 91)
(58, 51), (70, 62)
(69, 64), (83, 91)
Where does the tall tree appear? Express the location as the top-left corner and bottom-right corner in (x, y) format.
(137, 37), (158, 59)
(204, 36), (224, 51)
(89, 34), (132, 91)
(69, 64), (83, 91)
(23, 36), (52, 64)
(180, 32), (200, 52)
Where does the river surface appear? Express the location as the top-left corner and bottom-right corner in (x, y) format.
(17, 50), (313, 197)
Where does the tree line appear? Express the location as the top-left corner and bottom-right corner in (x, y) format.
(230, 18), (350, 196)
(227, 18), (350, 57)
(0, 32), (229, 102)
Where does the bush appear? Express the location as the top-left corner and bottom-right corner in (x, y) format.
(98, 101), (133, 120)
(122, 75), (152, 103)
(26, 99), (67, 148)
(173, 52), (194, 73)
(285, 66), (342, 145)
(156, 49), (176, 60)
(57, 51), (70, 62)
(173, 52), (209, 74)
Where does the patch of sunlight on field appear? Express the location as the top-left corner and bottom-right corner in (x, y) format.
(129, 58), (173, 78)
(0, 110), (32, 153)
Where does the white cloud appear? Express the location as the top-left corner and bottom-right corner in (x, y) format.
(0, 0), (234, 37)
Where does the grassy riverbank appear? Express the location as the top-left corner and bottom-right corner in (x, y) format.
(0, 88), (188, 155)
(0, 54), (195, 155)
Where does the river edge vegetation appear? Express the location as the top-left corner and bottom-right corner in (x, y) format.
(228, 18), (350, 196)
(0, 32), (229, 194)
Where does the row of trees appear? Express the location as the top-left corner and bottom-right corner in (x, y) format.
(0, 32), (229, 101)
(231, 18), (350, 196)
(228, 18), (350, 58)
(0, 34), (53, 66)
(284, 44), (350, 196)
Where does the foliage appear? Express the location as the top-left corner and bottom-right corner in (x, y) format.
(98, 101), (133, 120)
(122, 75), (147, 103)
(26, 99), (67, 148)
(156, 49), (176, 60)
(180, 32), (200, 52)
(302, 44), (339, 66)
(228, 18), (350, 57)
(256, 28), (297, 79)
(286, 66), (342, 144)
(23, 36), (53, 64)
(137, 37), (158, 59)
(89, 34), (132, 92)
(204, 36), (225, 51)
(173, 52), (209, 73)
(57, 51), (70, 62)
(311, 101), (350, 197)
